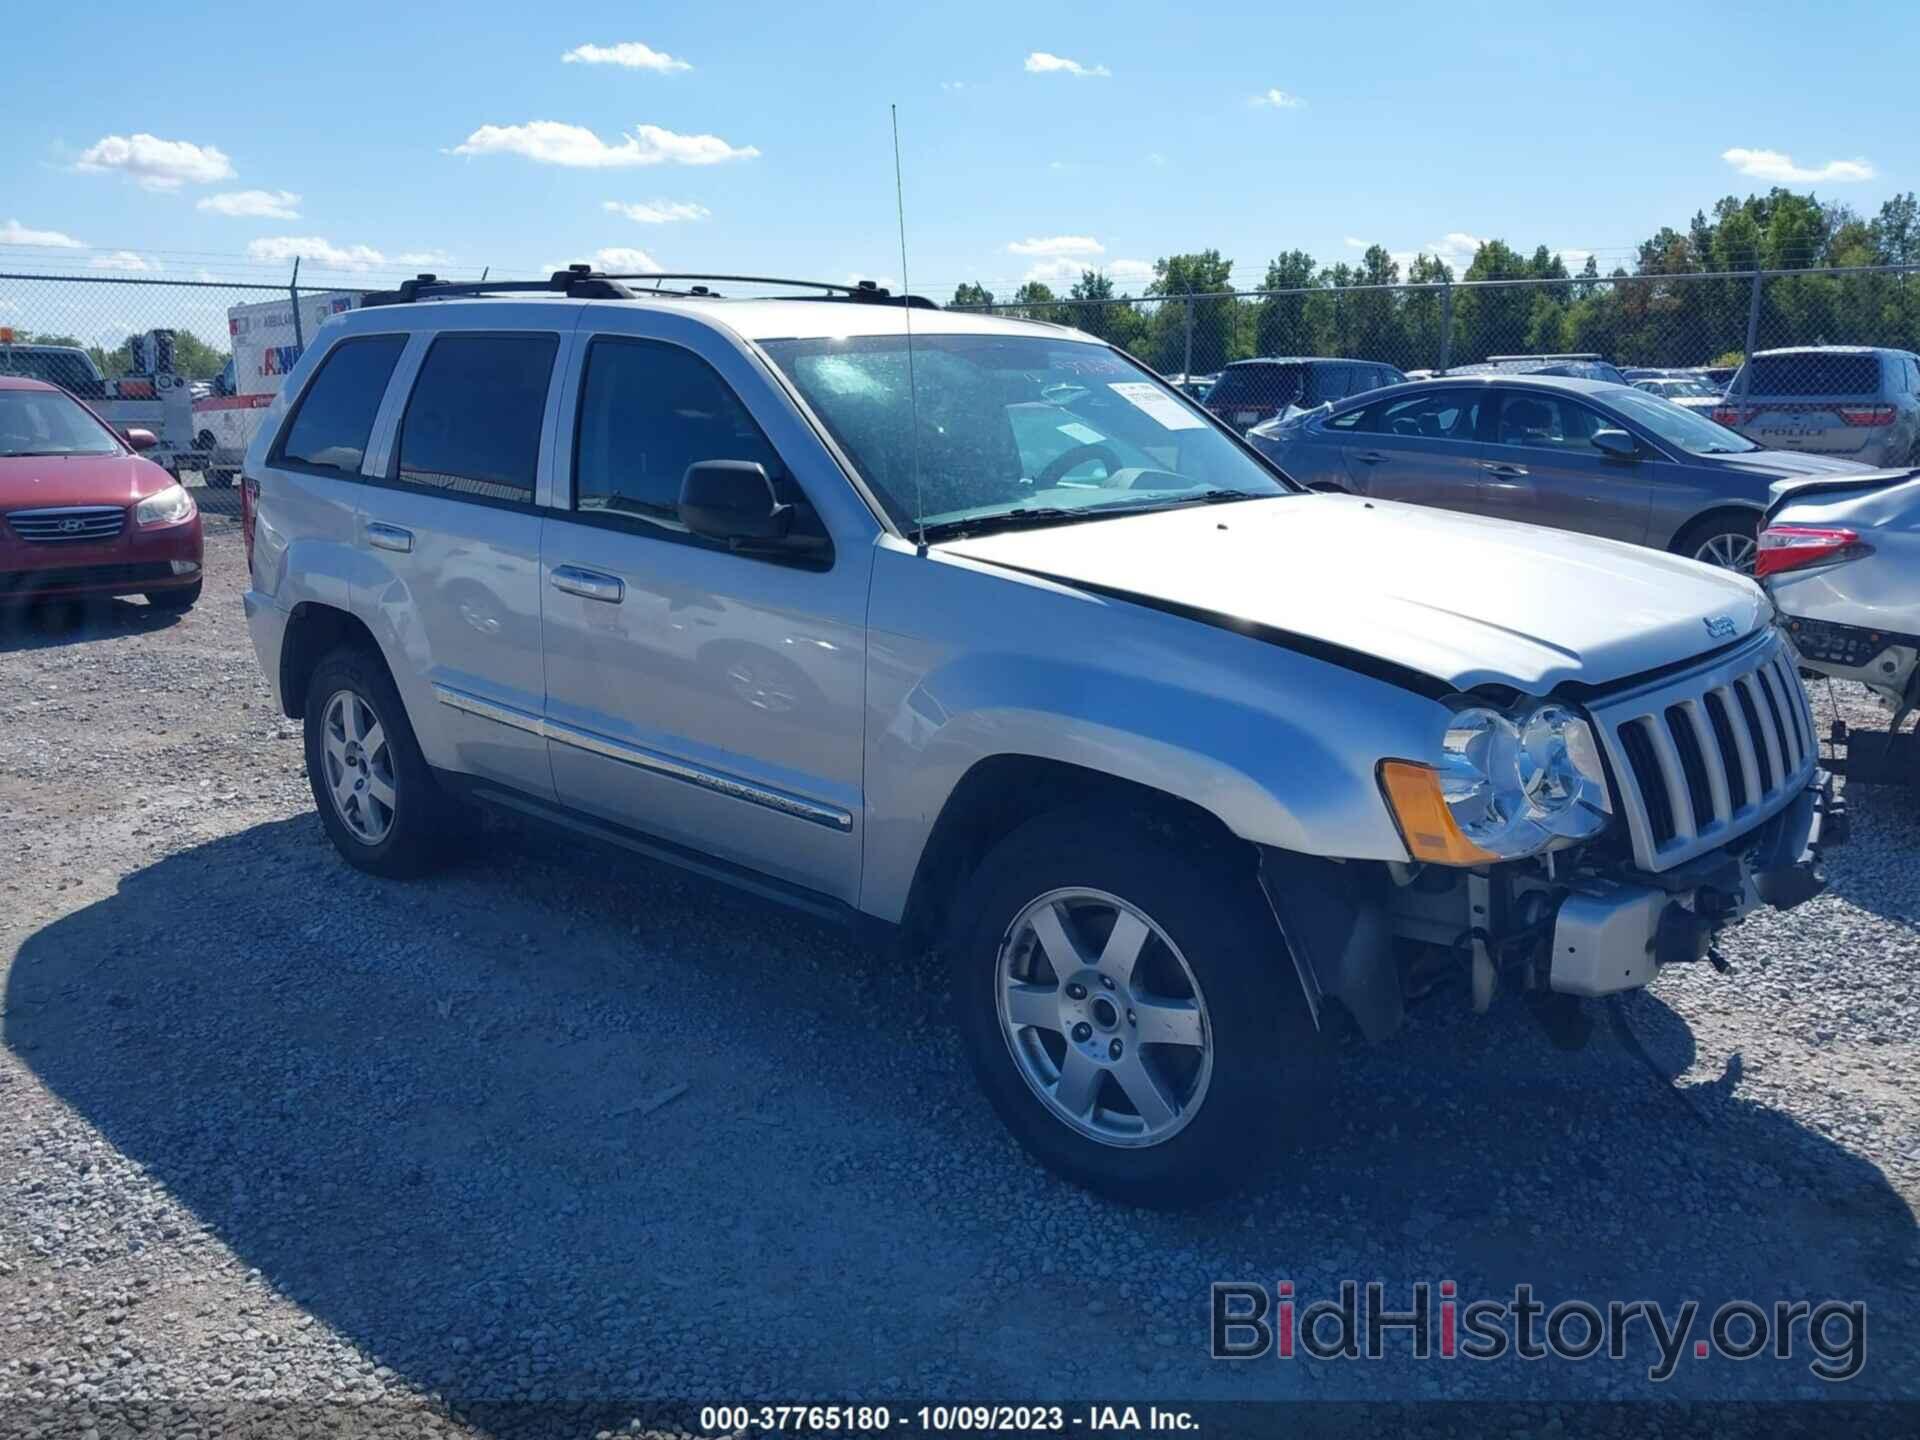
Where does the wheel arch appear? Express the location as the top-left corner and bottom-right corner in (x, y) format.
(896, 754), (1254, 952)
(277, 601), (383, 720)
(1669, 503), (1764, 559)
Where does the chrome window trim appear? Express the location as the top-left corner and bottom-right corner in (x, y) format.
(431, 683), (853, 833)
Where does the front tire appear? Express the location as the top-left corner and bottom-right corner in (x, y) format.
(1676, 512), (1759, 575)
(302, 644), (450, 878)
(949, 808), (1311, 1206)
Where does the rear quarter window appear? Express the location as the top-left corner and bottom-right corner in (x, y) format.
(275, 335), (407, 474)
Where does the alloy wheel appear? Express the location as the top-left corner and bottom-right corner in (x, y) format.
(320, 688), (397, 845)
(1695, 531), (1758, 575)
(995, 887), (1212, 1148)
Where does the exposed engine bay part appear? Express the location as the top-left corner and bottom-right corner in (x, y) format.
(1257, 772), (1841, 1042)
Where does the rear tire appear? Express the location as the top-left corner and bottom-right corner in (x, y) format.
(1674, 511), (1759, 575)
(302, 643), (450, 878)
(144, 581), (201, 613)
(948, 808), (1313, 1207)
(204, 469), (237, 489)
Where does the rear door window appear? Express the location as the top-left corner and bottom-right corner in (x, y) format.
(1363, 388), (1483, 440)
(276, 334), (406, 475)
(395, 333), (558, 503)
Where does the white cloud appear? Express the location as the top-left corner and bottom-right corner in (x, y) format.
(75, 133), (235, 191)
(1007, 235), (1104, 257)
(90, 251), (156, 272)
(1146, 152), (1167, 167)
(603, 199), (710, 224)
(197, 189), (301, 219)
(561, 41), (691, 72)
(1023, 258), (1087, 285)
(1250, 89), (1306, 109)
(1344, 236), (1370, 250)
(451, 121), (759, 168)
(0, 218), (83, 248)
(549, 247), (664, 274)
(1024, 52), (1110, 78)
(244, 236), (445, 272)
(1722, 147), (1874, 184)
(941, 81), (966, 93)
(1109, 258), (1154, 285)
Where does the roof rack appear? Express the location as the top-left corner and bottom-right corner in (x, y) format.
(1486, 353), (1604, 363)
(615, 273), (939, 308)
(360, 267), (939, 309)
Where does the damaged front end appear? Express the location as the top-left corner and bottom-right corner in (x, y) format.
(1259, 769), (1841, 1048)
(1260, 624), (1845, 1049)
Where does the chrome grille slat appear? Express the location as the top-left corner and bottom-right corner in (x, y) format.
(7, 505), (126, 544)
(1591, 631), (1817, 872)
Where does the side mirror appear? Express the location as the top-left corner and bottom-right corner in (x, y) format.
(678, 460), (791, 543)
(125, 428), (158, 452)
(1591, 428), (1638, 462)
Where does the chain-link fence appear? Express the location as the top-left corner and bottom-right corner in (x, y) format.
(7, 262), (1920, 519)
(0, 269), (373, 515)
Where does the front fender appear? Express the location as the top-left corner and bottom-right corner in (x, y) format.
(858, 546), (1446, 922)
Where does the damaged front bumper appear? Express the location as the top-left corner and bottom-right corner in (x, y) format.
(1549, 769), (1842, 997)
(1259, 772), (1846, 1040)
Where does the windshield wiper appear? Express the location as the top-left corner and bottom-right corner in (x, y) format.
(919, 490), (1271, 542)
(917, 507), (1079, 542)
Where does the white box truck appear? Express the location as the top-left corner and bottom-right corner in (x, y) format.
(191, 290), (360, 486)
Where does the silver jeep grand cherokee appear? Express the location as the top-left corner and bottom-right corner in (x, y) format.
(241, 270), (1840, 1206)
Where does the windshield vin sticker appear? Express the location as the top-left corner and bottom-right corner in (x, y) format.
(1056, 421), (1106, 445)
(1108, 382), (1206, 430)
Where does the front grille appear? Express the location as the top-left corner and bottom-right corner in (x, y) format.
(1589, 631), (1816, 871)
(7, 506), (126, 544)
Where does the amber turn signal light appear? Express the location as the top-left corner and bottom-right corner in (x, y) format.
(1377, 760), (1498, 867)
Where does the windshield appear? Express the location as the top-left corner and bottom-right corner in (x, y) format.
(761, 334), (1290, 534)
(0, 388), (124, 458)
(1638, 378), (1714, 398)
(1603, 384), (1758, 454)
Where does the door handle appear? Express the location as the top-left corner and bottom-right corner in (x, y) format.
(550, 565), (624, 603)
(1481, 462), (1529, 478)
(1353, 450), (1390, 464)
(366, 522), (413, 553)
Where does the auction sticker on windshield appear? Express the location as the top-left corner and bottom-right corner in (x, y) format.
(1109, 382), (1206, 430)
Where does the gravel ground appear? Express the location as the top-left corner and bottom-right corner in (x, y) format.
(1, 523), (1917, 1434)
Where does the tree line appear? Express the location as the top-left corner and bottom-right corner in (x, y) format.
(952, 189), (1920, 376)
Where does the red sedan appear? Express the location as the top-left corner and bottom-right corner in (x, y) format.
(0, 376), (203, 611)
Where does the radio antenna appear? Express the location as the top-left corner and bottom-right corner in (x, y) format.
(891, 103), (927, 556)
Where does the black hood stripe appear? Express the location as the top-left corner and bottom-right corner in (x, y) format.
(968, 556), (1455, 701)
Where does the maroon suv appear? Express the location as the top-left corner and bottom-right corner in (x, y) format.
(0, 376), (203, 610)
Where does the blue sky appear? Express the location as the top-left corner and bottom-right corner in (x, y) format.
(4, 0), (1916, 301)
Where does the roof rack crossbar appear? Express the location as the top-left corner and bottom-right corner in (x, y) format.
(360, 267), (662, 307)
(602, 272), (940, 308)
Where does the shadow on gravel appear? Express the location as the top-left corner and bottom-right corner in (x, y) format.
(0, 595), (186, 653)
(6, 815), (1917, 1410)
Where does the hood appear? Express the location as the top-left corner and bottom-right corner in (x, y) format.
(1704, 449), (1876, 479)
(0, 453), (176, 510)
(940, 495), (1769, 695)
